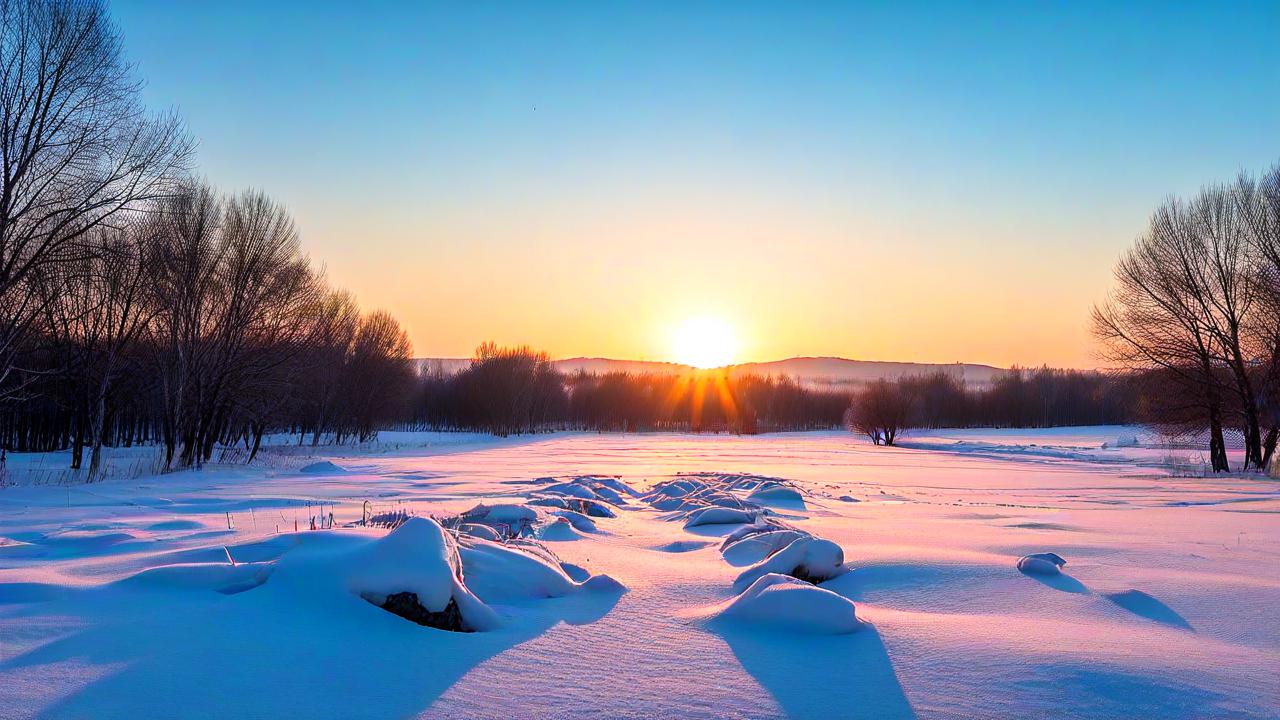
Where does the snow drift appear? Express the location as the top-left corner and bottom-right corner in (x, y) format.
(347, 517), (499, 632)
(1017, 552), (1067, 575)
(733, 536), (847, 592)
(713, 573), (860, 634)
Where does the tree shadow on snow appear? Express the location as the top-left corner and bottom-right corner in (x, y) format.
(5, 578), (621, 720)
(712, 621), (917, 720)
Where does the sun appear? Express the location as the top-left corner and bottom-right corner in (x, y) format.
(671, 316), (739, 369)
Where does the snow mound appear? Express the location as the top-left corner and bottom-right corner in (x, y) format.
(722, 528), (810, 566)
(533, 474), (635, 508)
(581, 573), (626, 593)
(645, 475), (758, 514)
(348, 517), (499, 632)
(746, 483), (805, 507)
(465, 503), (538, 524)
(459, 503), (541, 538)
(458, 537), (579, 600)
(560, 561), (590, 582)
(119, 561), (273, 594)
(458, 523), (503, 542)
(645, 473), (807, 525)
(714, 573), (860, 634)
(537, 517), (584, 541)
(458, 537), (625, 600)
(1017, 552), (1067, 575)
(299, 460), (345, 474)
(455, 499), (612, 543)
(543, 482), (597, 500)
(734, 537), (847, 592)
(684, 506), (760, 528)
(549, 509), (598, 533)
(527, 495), (618, 518)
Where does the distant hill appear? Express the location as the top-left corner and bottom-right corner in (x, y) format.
(731, 357), (1004, 388)
(417, 356), (1005, 388)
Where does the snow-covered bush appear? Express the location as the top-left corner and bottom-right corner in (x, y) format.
(733, 537), (847, 592)
(457, 535), (624, 601)
(746, 483), (805, 506)
(721, 528), (809, 566)
(684, 506), (759, 528)
(347, 517), (499, 632)
(714, 573), (860, 634)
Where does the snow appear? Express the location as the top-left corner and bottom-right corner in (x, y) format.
(722, 528), (810, 566)
(712, 573), (861, 634)
(683, 506), (759, 528)
(464, 503), (538, 525)
(1, 427), (1278, 719)
(1017, 552), (1067, 575)
(343, 515), (496, 627)
(733, 536), (847, 592)
(456, 538), (579, 601)
(299, 460), (346, 474)
(747, 483), (806, 507)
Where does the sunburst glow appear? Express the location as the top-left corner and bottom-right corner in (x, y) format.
(671, 316), (739, 369)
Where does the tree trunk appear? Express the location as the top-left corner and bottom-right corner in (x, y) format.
(1262, 426), (1278, 473)
(247, 422), (264, 464)
(1209, 411), (1230, 473)
(70, 413), (84, 470)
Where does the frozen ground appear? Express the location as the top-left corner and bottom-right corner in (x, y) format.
(1, 426), (1277, 719)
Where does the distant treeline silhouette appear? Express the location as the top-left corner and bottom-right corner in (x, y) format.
(846, 367), (1136, 446)
(411, 345), (1135, 437)
(413, 343), (852, 435)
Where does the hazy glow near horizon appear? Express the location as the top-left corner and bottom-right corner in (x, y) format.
(672, 316), (740, 369)
(110, 1), (1280, 368)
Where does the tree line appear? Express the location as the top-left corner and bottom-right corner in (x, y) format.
(412, 344), (852, 435)
(0, 0), (416, 476)
(413, 345), (1136, 438)
(846, 368), (1135, 446)
(1093, 161), (1280, 472)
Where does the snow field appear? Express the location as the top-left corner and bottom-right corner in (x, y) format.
(0, 428), (1277, 719)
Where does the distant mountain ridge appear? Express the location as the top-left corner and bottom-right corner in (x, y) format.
(417, 356), (1005, 388)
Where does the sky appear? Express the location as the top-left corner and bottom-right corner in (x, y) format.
(111, 0), (1279, 368)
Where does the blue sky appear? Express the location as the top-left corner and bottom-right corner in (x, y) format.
(111, 0), (1280, 366)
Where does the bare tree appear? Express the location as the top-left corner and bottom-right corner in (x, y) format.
(0, 0), (190, 389)
(1236, 164), (1280, 467)
(847, 379), (915, 446)
(83, 221), (158, 477)
(1184, 184), (1263, 468)
(1093, 196), (1234, 471)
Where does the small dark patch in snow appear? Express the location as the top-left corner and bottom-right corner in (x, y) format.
(1007, 522), (1079, 532)
(377, 592), (471, 632)
(788, 564), (833, 585)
